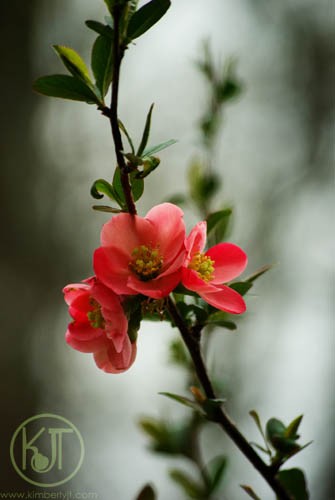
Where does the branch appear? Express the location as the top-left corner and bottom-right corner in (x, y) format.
(166, 297), (291, 500)
(108, 4), (137, 215)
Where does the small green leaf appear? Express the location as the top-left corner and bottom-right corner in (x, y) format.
(127, 0), (171, 40)
(278, 469), (309, 500)
(229, 281), (253, 296)
(159, 392), (205, 415)
(266, 418), (286, 441)
(33, 75), (102, 104)
(103, 0), (114, 14)
(91, 35), (113, 97)
(53, 45), (92, 84)
(137, 103), (154, 156)
(249, 410), (271, 455)
(217, 79), (241, 102)
(206, 209), (232, 243)
(118, 120), (135, 154)
(285, 415), (303, 440)
(207, 455), (227, 493)
(85, 20), (114, 38)
(136, 485), (156, 500)
(135, 484), (156, 500)
(142, 139), (177, 157)
(113, 167), (144, 205)
(203, 398), (225, 422)
(206, 312), (237, 330)
(246, 264), (273, 283)
(169, 469), (204, 499)
(90, 178), (116, 200)
(240, 485), (261, 500)
(137, 156), (160, 178)
(92, 205), (121, 213)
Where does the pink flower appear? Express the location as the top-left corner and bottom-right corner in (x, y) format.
(182, 222), (248, 314)
(63, 277), (136, 374)
(94, 203), (186, 299)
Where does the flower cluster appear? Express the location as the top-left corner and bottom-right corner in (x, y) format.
(63, 203), (247, 373)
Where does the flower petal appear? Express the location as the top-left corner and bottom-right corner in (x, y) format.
(199, 284), (246, 314)
(63, 283), (90, 306)
(181, 267), (217, 293)
(94, 338), (137, 374)
(65, 328), (105, 353)
(127, 270), (181, 298)
(206, 243), (248, 284)
(184, 221), (207, 264)
(93, 247), (134, 295)
(146, 203), (186, 261)
(101, 213), (156, 252)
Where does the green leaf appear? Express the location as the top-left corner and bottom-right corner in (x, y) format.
(267, 418), (300, 454)
(33, 75), (102, 105)
(92, 205), (121, 213)
(188, 161), (220, 210)
(278, 469), (309, 500)
(169, 469), (204, 499)
(159, 392), (205, 415)
(229, 281), (253, 296)
(137, 156), (160, 178)
(103, 0), (114, 14)
(249, 410), (271, 455)
(246, 264), (273, 283)
(113, 167), (144, 205)
(285, 415), (303, 440)
(90, 178), (116, 200)
(206, 312), (237, 330)
(206, 209), (232, 243)
(142, 138), (177, 157)
(240, 485), (261, 500)
(135, 484), (156, 500)
(137, 103), (154, 156)
(85, 20), (114, 38)
(53, 45), (92, 84)
(176, 302), (208, 325)
(266, 418), (286, 442)
(118, 120), (135, 154)
(207, 455), (227, 493)
(127, 0), (171, 40)
(165, 194), (187, 206)
(217, 79), (241, 102)
(91, 35), (113, 97)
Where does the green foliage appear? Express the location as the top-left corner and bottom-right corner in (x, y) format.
(206, 208), (232, 245)
(137, 103), (155, 156)
(159, 392), (205, 416)
(135, 484), (156, 500)
(277, 469), (309, 500)
(229, 281), (253, 296)
(142, 139), (177, 156)
(188, 160), (220, 212)
(169, 338), (191, 369)
(206, 455), (227, 494)
(85, 20), (114, 38)
(206, 311), (237, 330)
(33, 75), (102, 105)
(53, 45), (92, 84)
(90, 178), (116, 200)
(139, 417), (195, 457)
(113, 166), (144, 205)
(91, 35), (114, 97)
(127, 0), (171, 41)
(240, 485), (261, 500)
(169, 469), (204, 499)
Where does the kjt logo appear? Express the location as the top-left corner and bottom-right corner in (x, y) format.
(10, 414), (85, 487)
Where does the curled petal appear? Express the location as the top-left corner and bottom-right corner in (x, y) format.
(184, 221), (207, 264)
(199, 284), (246, 314)
(94, 338), (137, 374)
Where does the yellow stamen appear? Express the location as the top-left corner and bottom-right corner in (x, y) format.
(129, 245), (163, 281)
(87, 298), (105, 329)
(189, 252), (215, 282)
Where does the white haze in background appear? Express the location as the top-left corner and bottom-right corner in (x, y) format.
(30, 1), (332, 498)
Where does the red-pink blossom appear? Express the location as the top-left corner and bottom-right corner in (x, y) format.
(94, 203), (186, 299)
(182, 222), (248, 314)
(63, 277), (136, 374)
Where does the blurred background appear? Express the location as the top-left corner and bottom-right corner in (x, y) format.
(1, 0), (333, 498)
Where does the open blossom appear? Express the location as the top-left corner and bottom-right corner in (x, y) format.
(94, 203), (186, 299)
(63, 277), (136, 374)
(182, 221), (248, 314)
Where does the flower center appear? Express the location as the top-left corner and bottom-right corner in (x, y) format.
(189, 252), (215, 282)
(87, 298), (105, 329)
(129, 245), (163, 281)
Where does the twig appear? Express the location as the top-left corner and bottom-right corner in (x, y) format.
(108, 4), (137, 215)
(166, 297), (291, 500)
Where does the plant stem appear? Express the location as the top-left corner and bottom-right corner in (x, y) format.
(166, 297), (291, 500)
(108, 4), (137, 215)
